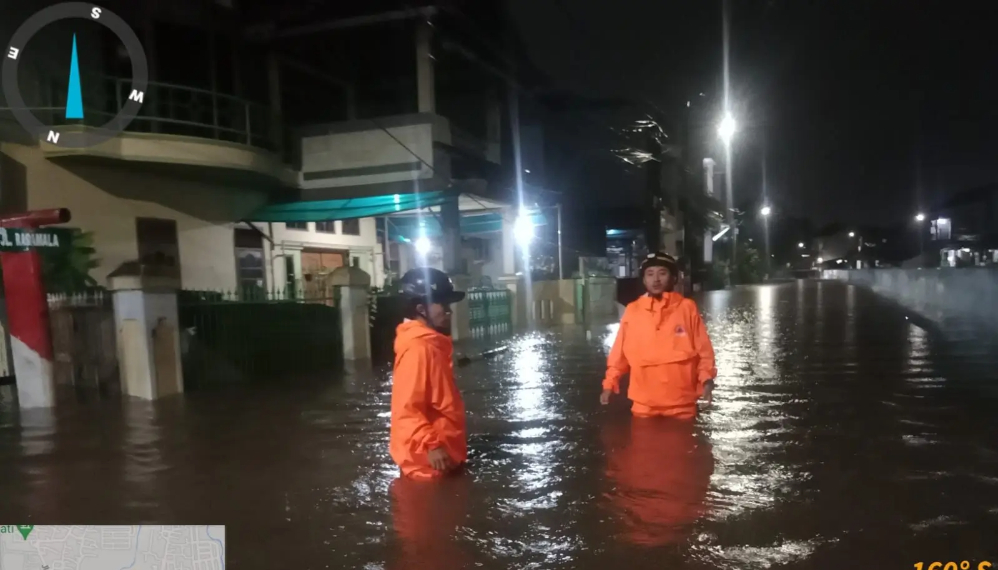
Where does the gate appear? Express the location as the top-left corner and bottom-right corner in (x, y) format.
(178, 288), (343, 389)
(47, 289), (118, 392)
(467, 288), (513, 339)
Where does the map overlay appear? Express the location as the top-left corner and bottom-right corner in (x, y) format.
(0, 525), (225, 570)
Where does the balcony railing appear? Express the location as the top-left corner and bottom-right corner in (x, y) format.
(33, 74), (288, 158)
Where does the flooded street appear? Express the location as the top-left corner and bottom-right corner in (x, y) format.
(2, 280), (998, 569)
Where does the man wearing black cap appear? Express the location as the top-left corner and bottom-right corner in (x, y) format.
(599, 252), (717, 420)
(389, 267), (468, 480)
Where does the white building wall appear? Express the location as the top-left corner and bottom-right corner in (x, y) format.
(251, 220), (384, 290)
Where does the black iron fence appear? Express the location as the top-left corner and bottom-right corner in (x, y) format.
(370, 292), (408, 364)
(178, 288), (342, 389)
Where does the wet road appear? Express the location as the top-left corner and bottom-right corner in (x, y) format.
(2, 280), (998, 569)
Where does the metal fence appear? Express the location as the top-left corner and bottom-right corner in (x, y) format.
(178, 288), (342, 389)
(47, 289), (118, 393)
(467, 288), (513, 339)
(369, 291), (408, 364)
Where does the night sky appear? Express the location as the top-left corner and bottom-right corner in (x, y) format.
(509, 0), (998, 227)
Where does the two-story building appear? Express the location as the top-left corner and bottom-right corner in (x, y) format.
(2, 0), (544, 296)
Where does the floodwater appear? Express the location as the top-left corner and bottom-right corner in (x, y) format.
(2, 280), (998, 569)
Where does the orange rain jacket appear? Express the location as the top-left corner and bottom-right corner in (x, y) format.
(603, 292), (717, 419)
(601, 418), (714, 546)
(389, 319), (468, 480)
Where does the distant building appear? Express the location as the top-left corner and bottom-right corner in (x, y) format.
(926, 184), (998, 267)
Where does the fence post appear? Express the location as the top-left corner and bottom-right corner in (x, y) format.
(497, 276), (522, 329)
(450, 275), (472, 341)
(107, 261), (184, 400)
(335, 285), (371, 362)
(330, 265), (372, 362)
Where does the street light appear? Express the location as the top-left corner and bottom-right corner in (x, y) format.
(718, 113), (737, 144)
(760, 205), (772, 216)
(798, 242), (805, 248)
(718, 112), (737, 287)
(513, 211), (535, 247)
(848, 231), (855, 238)
(915, 213), (926, 222)
(414, 235), (431, 256)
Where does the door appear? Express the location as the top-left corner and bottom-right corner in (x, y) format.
(300, 249), (346, 302)
(234, 228), (266, 299)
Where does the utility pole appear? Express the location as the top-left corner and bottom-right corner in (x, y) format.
(556, 203), (564, 280)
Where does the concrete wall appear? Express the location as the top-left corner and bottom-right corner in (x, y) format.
(822, 268), (998, 328)
(525, 279), (577, 325)
(3, 142), (268, 290)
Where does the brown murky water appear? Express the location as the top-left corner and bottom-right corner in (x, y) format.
(2, 280), (998, 569)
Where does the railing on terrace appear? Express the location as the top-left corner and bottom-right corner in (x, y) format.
(6, 73), (288, 158)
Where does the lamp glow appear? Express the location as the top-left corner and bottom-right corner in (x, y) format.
(760, 206), (772, 216)
(718, 113), (737, 144)
(414, 236), (431, 255)
(513, 213), (534, 247)
(915, 213), (926, 222)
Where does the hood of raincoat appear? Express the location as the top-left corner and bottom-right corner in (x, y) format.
(394, 319), (453, 359)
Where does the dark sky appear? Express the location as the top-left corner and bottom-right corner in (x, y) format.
(508, 0), (998, 226)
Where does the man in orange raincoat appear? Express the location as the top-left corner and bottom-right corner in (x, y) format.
(389, 267), (468, 480)
(600, 252), (717, 419)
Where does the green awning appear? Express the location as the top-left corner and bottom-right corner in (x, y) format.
(248, 191), (449, 222)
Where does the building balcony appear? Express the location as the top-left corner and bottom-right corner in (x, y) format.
(17, 75), (296, 193)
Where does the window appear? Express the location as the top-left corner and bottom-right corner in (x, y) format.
(286, 221), (307, 231)
(136, 218), (180, 278)
(234, 228), (266, 299)
(315, 221), (336, 233)
(341, 218), (361, 236)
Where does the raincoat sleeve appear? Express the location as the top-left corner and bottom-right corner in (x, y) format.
(394, 344), (443, 453)
(602, 312), (631, 393)
(689, 307), (717, 393)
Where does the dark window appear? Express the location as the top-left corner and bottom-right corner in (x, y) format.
(315, 221), (336, 233)
(234, 228), (266, 299)
(136, 218), (180, 277)
(286, 221), (307, 230)
(341, 218), (361, 236)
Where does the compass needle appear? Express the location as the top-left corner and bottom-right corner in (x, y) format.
(3, 3), (147, 148)
(65, 33), (84, 120)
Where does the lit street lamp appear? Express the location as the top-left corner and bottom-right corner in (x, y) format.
(759, 205), (772, 279)
(513, 211), (535, 248)
(798, 242), (805, 248)
(848, 231), (855, 238)
(718, 112), (737, 286)
(718, 113), (737, 145)
(914, 213), (926, 265)
(414, 235), (431, 256)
